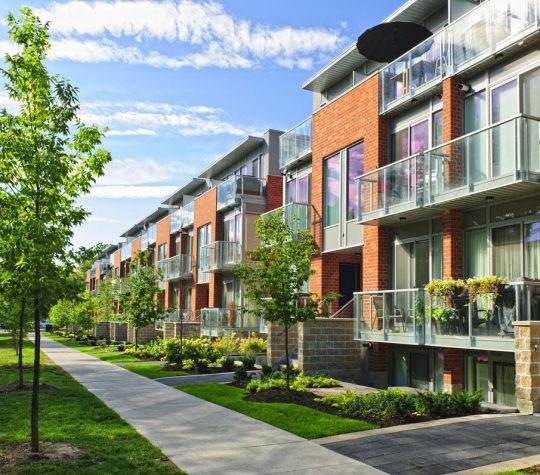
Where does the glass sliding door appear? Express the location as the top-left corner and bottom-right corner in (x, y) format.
(432, 235), (443, 280)
(525, 221), (540, 279)
(324, 154), (340, 227)
(492, 80), (518, 177)
(464, 91), (487, 183)
(465, 228), (488, 278)
(522, 68), (540, 172)
(492, 224), (521, 280)
(467, 355), (489, 402)
(494, 362), (516, 407)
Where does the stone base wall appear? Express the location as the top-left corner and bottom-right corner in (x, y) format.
(515, 321), (540, 414)
(109, 322), (127, 342)
(298, 318), (363, 379)
(163, 322), (201, 340)
(267, 322), (298, 367)
(126, 324), (163, 345)
(93, 322), (110, 339)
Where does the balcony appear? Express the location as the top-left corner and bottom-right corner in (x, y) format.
(357, 116), (540, 225)
(354, 281), (540, 351)
(279, 117), (312, 169)
(216, 176), (265, 211)
(199, 241), (242, 273)
(262, 202), (312, 234)
(157, 254), (192, 281)
(381, 0), (539, 113)
(120, 242), (132, 261)
(200, 307), (260, 337)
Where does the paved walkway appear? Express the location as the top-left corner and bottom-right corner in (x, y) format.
(39, 336), (380, 475)
(317, 413), (540, 475)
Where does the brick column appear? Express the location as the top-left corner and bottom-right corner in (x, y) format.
(267, 322), (298, 367)
(443, 348), (464, 393)
(514, 321), (540, 414)
(443, 209), (463, 280)
(265, 175), (283, 211)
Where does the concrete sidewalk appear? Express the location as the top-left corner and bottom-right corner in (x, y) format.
(38, 336), (381, 475)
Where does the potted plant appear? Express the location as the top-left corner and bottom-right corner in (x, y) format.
(466, 276), (508, 309)
(425, 279), (465, 334)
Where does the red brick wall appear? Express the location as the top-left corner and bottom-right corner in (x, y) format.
(113, 249), (121, 275)
(443, 209), (463, 279)
(444, 348), (464, 389)
(266, 175), (283, 211)
(156, 216), (171, 305)
(192, 188), (222, 313)
(130, 236), (141, 260)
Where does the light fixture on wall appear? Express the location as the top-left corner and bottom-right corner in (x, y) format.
(485, 196), (495, 203)
(456, 82), (471, 93)
(400, 216), (407, 222)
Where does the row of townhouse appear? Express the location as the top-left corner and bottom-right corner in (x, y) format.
(87, 0), (540, 412)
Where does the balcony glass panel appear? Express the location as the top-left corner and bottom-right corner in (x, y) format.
(120, 243), (132, 261)
(158, 254), (192, 280)
(200, 307), (259, 337)
(199, 241), (242, 273)
(262, 202), (312, 234)
(381, 30), (445, 111)
(354, 289), (425, 344)
(279, 117), (312, 168)
(147, 224), (157, 245)
(170, 208), (182, 233)
(140, 231), (148, 251)
(381, 0), (540, 113)
(217, 176), (265, 211)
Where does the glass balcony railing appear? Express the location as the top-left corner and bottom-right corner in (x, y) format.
(200, 307), (260, 337)
(262, 202), (312, 234)
(354, 289), (425, 345)
(357, 116), (540, 223)
(140, 231), (148, 251)
(355, 281), (540, 351)
(216, 176), (265, 211)
(381, 0), (539, 112)
(170, 203), (195, 233)
(147, 224), (157, 245)
(120, 243), (132, 261)
(199, 241), (242, 273)
(157, 254), (192, 281)
(279, 117), (312, 169)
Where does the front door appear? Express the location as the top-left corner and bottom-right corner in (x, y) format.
(339, 263), (360, 307)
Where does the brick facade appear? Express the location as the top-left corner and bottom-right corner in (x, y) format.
(267, 322), (298, 366)
(443, 348), (464, 393)
(126, 324), (163, 345)
(93, 322), (110, 339)
(109, 321), (127, 342)
(514, 321), (540, 414)
(265, 175), (283, 212)
(163, 322), (201, 340)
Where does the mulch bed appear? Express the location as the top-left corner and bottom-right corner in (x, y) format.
(244, 389), (345, 417)
(3, 364), (34, 370)
(522, 466), (540, 474)
(163, 363), (232, 375)
(0, 442), (83, 470)
(0, 382), (58, 393)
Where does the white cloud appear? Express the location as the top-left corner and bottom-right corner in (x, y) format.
(96, 158), (195, 186)
(30, 1), (348, 70)
(87, 216), (120, 223)
(105, 128), (156, 136)
(80, 100), (250, 137)
(90, 185), (178, 199)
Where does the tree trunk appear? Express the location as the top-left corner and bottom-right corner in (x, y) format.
(18, 297), (26, 389)
(31, 297), (40, 453)
(135, 326), (138, 350)
(179, 312), (183, 362)
(284, 324), (290, 395)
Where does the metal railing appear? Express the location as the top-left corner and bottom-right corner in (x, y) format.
(381, 0), (539, 112)
(199, 241), (242, 272)
(262, 202), (312, 234)
(158, 254), (192, 280)
(120, 242), (132, 261)
(279, 117), (312, 169)
(216, 175), (265, 211)
(354, 281), (540, 350)
(357, 115), (540, 222)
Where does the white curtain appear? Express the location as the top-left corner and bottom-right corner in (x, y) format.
(525, 221), (540, 278)
(492, 225), (521, 279)
(465, 228), (488, 278)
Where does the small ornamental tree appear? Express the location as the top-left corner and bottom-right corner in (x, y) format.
(73, 293), (98, 335)
(119, 251), (167, 348)
(0, 9), (110, 452)
(95, 278), (116, 338)
(49, 298), (76, 330)
(234, 211), (337, 392)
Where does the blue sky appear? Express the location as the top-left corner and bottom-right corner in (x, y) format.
(0, 0), (403, 250)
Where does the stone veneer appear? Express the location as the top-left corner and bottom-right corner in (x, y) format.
(514, 321), (540, 414)
(109, 321), (127, 342)
(163, 322), (201, 340)
(126, 324), (163, 345)
(298, 318), (363, 378)
(267, 322), (298, 366)
(93, 322), (110, 339)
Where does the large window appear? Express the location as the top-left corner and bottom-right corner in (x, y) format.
(157, 243), (167, 262)
(465, 229), (488, 278)
(324, 154), (340, 226)
(391, 119), (429, 162)
(197, 224), (211, 283)
(347, 142), (364, 220)
(286, 173), (311, 205)
(223, 214), (242, 244)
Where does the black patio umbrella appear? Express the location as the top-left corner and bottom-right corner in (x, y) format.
(356, 22), (433, 63)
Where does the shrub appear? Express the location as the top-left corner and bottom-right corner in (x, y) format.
(141, 338), (166, 360)
(220, 357), (235, 372)
(233, 367), (252, 387)
(318, 390), (483, 427)
(239, 334), (267, 354)
(260, 364), (273, 377)
(116, 344), (125, 352)
(246, 373), (340, 393)
(212, 333), (240, 357)
(240, 354), (256, 370)
(164, 339), (183, 365)
(182, 359), (195, 371)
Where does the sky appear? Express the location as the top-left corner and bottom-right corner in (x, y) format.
(0, 0), (404, 250)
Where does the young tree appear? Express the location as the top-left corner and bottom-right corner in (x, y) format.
(235, 211), (336, 392)
(0, 9), (110, 452)
(95, 278), (116, 338)
(73, 293), (98, 335)
(119, 251), (167, 348)
(48, 298), (76, 330)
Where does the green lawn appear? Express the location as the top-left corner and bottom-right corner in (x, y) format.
(178, 382), (375, 439)
(0, 333), (184, 474)
(123, 364), (187, 379)
(44, 333), (141, 363)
